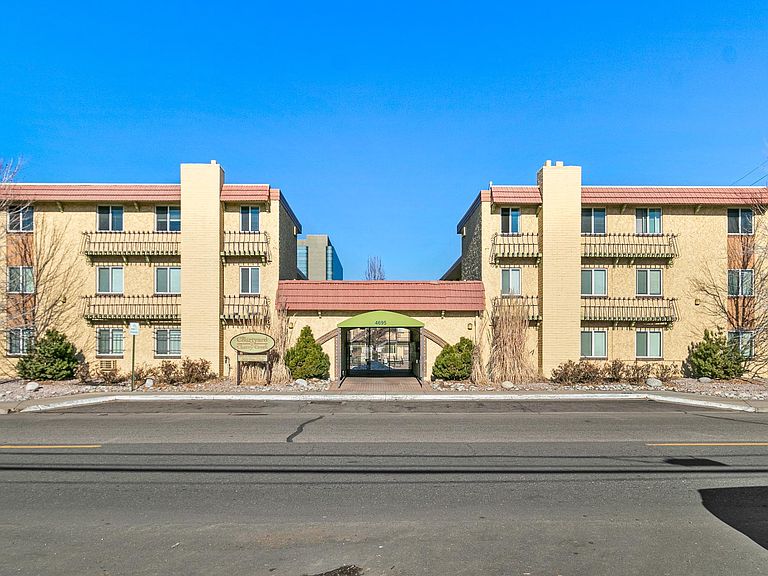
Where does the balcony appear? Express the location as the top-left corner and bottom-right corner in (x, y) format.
(222, 231), (270, 260)
(581, 297), (678, 325)
(82, 231), (180, 259)
(83, 295), (180, 322)
(581, 233), (679, 261)
(221, 295), (271, 324)
(491, 295), (541, 322)
(490, 233), (540, 261)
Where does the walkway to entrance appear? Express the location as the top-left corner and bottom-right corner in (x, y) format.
(338, 376), (423, 394)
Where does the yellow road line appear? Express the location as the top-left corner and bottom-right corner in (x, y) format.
(647, 442), (768, 447)
(0, 444), (102, 449)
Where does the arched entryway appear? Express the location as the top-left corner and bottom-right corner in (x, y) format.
(338, 311), (424, 378)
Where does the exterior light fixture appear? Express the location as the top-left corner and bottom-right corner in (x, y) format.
(467, 323), (473, 330)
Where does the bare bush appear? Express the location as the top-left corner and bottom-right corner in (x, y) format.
(602, 359), (627, 382)
(488, 299), (535, 384)
(626, 362), (653, 385)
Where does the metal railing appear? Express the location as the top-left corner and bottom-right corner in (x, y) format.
(491, 295), (541, 321)
(82, 231), (180, 257)
(581, 233), (679, 259)
(490, 233), (540, 261)
(83, 295), (180, 321)
(221, 295), (270, 324)
(581, 297), (678, 324)
(222, 231), (270, 259)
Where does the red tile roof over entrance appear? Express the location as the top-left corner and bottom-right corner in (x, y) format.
(277, 281), (485, 312)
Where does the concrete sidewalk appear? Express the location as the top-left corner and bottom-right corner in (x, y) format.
(2, 388), (766, 413)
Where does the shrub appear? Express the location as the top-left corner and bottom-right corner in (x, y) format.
(685, 329), (745, 379)
(16, 330), (79, 381)
(132, 363), (156, 383)
(99, 369), (127, 386)
(654, 363), (680, 383)
(626, 362), (652, 385)
(602, 359), (626, 382)
(76, 361), (91, 384)
(181, 357), (213, 383)
(156, 360), (182, 386)
(285, 326), (330, 379)
(432, 337), (474, 381)
(551, 360), (602, 384)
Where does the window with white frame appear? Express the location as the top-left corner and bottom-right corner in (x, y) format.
(636, 269), (662, 297)
(155, 267), (181, 294)
(728, 330), (755, 358)
(156, 206), (181, 232)
(155, 328), (181, 357)
(240, 267), (260, 294)
(636, 330), (662, 358)
(581, 330), (607, 358)
(8, 205), (33, 232)
(581, 208), (606, 235)
(501, 208), (520, 234)
(581, 269), (607, 296)
(501, 268), (521, 296)
(97, 267), (124, 294)
(97, 206), (123, 231)
(728, 208), (753, 235)
(7, 327), (33, 356)
(635, 208), (662, 235)
(7, 266), (34, 294)
(97, 328), (124, 356)
(240, 206), (260, 232)
(728, 269), (754, 296)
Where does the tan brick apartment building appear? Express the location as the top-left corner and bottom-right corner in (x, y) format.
(1, 160), (763, 381)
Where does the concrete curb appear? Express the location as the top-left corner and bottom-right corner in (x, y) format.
(16, 392), (757, 413)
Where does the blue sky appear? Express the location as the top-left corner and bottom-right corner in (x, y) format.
(2, 1), (768, 279)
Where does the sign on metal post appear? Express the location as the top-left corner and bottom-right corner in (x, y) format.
(129, 323), (139, 391)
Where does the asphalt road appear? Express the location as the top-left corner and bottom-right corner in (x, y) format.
(0, 400), (766, 575)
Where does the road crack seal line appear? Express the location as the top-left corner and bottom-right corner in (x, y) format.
(286, 415), (324, 443)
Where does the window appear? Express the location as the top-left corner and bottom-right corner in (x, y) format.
(97, 328), (124, 356)
(728, 208), (753, 235)
(297, 246), (308, 278)
(581, 269), (607, 296)
(240, 267), (260, 294)
(240, 206), (260, 232)
(97, 206), (123, 231)
(581, 208), (606, 235)
(636, 269), (662, 297)
(636, 330), (662, 358)
(581, 330), (607, 358)
(501, 268), (521, 296)
(8, 205), (33, 232)
(97, 267), (123, 294)
(635, 208), (662, 235)
(7, 266), (34, 294)
(156, 206), (181, 232)
(155, 267), (181, 294)
(728, 269), (754, 296)
(7, 328), (33, 356)
(501, 208), (520, 234)
(728, 330), (755, 358)
(155, 328), (181, 357)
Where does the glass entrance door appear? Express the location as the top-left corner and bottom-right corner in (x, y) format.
(347, 328), (415, 375)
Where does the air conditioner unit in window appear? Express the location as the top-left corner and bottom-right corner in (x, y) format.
(98, 359), (118, 372)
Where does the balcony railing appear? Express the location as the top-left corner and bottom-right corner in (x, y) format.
(581, 297), (678, 324)
(221, 295), (271, 324)
(222, 231), (270, 260)
(82, 231), (180, 258)
(581, 233), (679, 260)
(490, 233), (540, 261)
(491, 295), (541, 321)
(82, 295), (180, 321)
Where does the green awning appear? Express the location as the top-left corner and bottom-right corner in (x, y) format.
(338, 310), (424, 329)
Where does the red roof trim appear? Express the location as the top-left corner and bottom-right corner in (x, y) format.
(277, 280), (485, 312)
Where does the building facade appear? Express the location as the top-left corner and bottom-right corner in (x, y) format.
(2, 159), (762, 382)
(297, 234), (343, 280)
(449, 160), (766, 376)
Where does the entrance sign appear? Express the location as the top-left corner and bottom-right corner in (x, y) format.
(230, 332), (275, 354)
(338, 310), (424, 329)
(239, 353), (268, 362)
